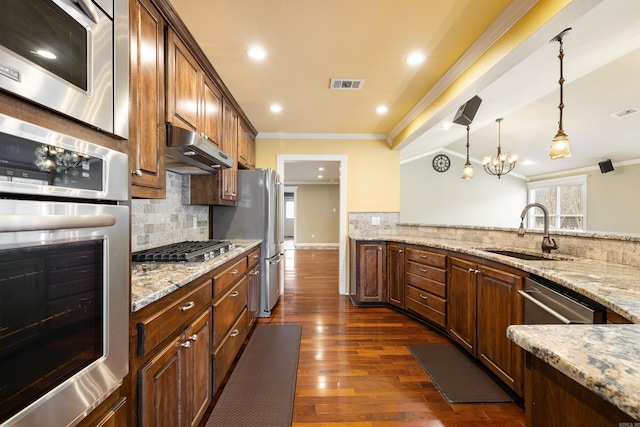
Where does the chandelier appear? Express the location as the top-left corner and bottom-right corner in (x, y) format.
(550, 28), (572, 160)
(482, 118), (517, 179)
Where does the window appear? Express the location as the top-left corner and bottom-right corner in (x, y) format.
(527, 175), (587, 231)
(285, 200), (295, 219)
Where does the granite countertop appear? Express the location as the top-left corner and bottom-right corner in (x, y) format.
(350, 232), (640, 419)
(131, 239), (261, 312)
(507, 325), (640, 420)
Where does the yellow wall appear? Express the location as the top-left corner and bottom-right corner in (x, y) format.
(255, 137), (400, 212)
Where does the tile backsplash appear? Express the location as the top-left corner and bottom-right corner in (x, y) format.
(131, 171), (208, 252)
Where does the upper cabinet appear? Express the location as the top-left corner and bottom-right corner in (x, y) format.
(238, 119), (256, 170)
(129, 0), (166, 199)
(166, 29), (222, 148)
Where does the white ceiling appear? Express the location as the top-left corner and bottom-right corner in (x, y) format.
(169, 0), (640, 182)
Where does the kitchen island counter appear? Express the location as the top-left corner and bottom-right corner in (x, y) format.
(507, 324), (640, 421)
(131, 239), (261, 312)
(350, 232), (640, 420)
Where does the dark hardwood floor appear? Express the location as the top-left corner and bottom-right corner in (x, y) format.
(202, 248), (525, 426)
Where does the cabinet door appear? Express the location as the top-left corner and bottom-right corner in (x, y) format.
(386, 243), (405, 308)
(138, 335), (186, 427)
(247, 264), (261, 328)
(357, 243), (385, 303)
(237, 120), (249, 167)
(220, 100), (238, 204)
(201, 75), (222, 147)
(129, 0), (165, 198)
(185, 309), (211, 427)
(447, 257), (477, 355)
(166, 29), (200, 132)
(477, 266), (524, 394)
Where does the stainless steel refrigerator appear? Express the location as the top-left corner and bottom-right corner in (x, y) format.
(210, 168), (283, 317)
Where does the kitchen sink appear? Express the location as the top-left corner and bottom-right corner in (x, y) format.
(476, 249), (573, 261)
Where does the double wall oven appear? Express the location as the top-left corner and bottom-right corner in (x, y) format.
(0, 114), (129, 426)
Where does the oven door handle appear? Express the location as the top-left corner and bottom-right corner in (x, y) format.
(518, 290), (584, 324)
(0, 214), (116, 232)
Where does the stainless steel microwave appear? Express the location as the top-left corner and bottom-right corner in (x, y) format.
(0, 0), (129, 138)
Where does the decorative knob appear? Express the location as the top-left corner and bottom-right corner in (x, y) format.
(132, 169), (142, 176)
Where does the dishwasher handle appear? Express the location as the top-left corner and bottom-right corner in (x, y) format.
(518, 290), (585, 325)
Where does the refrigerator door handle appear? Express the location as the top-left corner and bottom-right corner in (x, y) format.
(269, 253), (284, 264)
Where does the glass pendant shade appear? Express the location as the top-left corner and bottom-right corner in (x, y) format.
(461, 161), (474, 179)
(550, 129), (571, 159)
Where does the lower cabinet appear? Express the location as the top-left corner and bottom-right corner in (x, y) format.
(350, 240), (386, 304)
(448, 256), (524, 395)
(404, 246), (447, 329)
(386, 243), (405, 308)
(138, 309), (211, 427)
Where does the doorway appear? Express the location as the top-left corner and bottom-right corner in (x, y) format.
(277, 154), (347, 295)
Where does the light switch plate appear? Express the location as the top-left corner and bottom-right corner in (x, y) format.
(372, 216), (380, 225)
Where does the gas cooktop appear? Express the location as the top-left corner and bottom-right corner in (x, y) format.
(132, 240), (235, 263)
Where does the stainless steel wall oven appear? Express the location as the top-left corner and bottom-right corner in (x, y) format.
(0, 113), (129, 426)
(0, 0), (129, 138)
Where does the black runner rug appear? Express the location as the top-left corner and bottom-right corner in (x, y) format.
(205, 324), (302, 427)
(408, 343), (516, 404)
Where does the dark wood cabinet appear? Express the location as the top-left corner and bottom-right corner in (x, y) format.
(386, 243), (405, 308)
(129, 0), (166, 198)
(247, 248), (261, 328)
(404, 247), (447, 329)
(447, 257), (477, 354)
(351, 241), (386, 304)
(238, 119), (256, 170)
(448, 256), (524, 395)
(477, 265), (523, 394)
(220, 99), (239, 204)
(138, 309), (211, 427)
(525, 353), (632, 427)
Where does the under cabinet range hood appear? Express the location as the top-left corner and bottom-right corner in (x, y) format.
(166, 124), (233, 174)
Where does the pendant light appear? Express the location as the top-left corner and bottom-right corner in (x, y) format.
(482, 118), (517, 179)
(461, 125), (474, 179)
(550, 28), (572, 160)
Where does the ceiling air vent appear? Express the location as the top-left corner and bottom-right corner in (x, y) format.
(330, 78), (364, 90)
(610, 107), (638, 118)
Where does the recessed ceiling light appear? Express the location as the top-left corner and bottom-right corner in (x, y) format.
(247, 46), (267, 60)
(376, 105), (388, 114)
(406, 52), (425, 65)
(317, 175), (323, 179)
(270, 104), (282, 113)
(318, 167), (325, 171)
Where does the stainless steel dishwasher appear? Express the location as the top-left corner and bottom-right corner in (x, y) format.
(519, 276), (606, 324)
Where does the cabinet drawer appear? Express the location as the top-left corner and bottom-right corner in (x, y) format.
(406, 260), (446, 283)
(214, 257), (247, 295)
(137, 279), (212, 357)
(406, 248), (446, 268)
(246, 247), (261, 267)
(405, 285), (446, 328)
(406, 271), (446, 298)
(213, 276), (248, 348)
(213, 308), (248, 392)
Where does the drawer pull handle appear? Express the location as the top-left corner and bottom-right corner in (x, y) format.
(180, 301), (195, 311)
(253, 254), (259, 259)
(253, 271), (260, 276)
(468, 268), (479, 274)
(189, 334), (198, 341)
(178, 341), (191, 348)
(419, 294), (428, 300)
(419, 254), (427, 258)
(231, 291), (239, 297)
(230, 329), (240, 337)
(231, 269), (239, 274)
(419, 267), (427, 272)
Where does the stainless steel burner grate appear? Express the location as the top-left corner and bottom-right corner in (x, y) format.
(132, 240), (235, 263)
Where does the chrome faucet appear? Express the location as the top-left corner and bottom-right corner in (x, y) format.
(517, 203), (558, 253)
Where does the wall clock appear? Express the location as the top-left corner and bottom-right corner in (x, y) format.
(432, 154), (450, 173)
